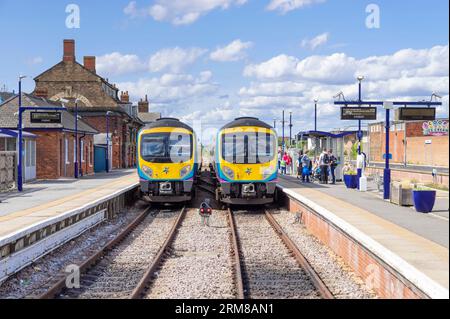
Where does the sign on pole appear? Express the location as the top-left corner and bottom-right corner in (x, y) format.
(341, 107), (377, 120)
(30, 112), (62, 124)
(397, 108), (436, 121)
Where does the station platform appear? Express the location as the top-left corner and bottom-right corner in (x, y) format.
(0, 170), (138, 239)
(278, 175), (449, 298)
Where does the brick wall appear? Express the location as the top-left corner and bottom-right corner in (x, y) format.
(369, 121), (448, 167)
(285, 196), (424, 299)
(29, 130), (95, 180)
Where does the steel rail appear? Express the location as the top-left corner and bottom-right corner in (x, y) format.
(227, 208), (245, 300)
(39, 206), (152, 299)
(130, 206), (187, 299)
(264, 211), (334, 299)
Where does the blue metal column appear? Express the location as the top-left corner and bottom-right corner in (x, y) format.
(17, 80), (23, 192)
(74, 102), (79, 178)
(384, 108), (391, 200)
(106, 113), (110, 173)
(357, 81), (362, 189)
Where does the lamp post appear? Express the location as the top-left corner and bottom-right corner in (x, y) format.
(17, 75), (27, 192)
(314, 99), (318, 132)
(106, 111), (113, 173)
(356, 76), (364, 186)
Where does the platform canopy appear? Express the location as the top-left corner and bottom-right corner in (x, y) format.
(297, 130), (358, 140)
(0, 129), (37, 139)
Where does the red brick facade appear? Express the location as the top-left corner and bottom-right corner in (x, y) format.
(369, 120), (449, 167)
(30, 131), (94, 179)
(33, 39), (142, 171)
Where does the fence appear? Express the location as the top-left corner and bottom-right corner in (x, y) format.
(0, 151), (16, 192)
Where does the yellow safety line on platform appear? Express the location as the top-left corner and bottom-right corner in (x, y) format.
(0, 175), (137, 224)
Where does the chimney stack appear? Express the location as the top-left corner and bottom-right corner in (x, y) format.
(138, 95), (149, 113)
(120, 91), (130, 103)
(63, 39), (76, 63)
(84, 56), (96, 73)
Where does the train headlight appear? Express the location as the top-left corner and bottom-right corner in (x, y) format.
(141, 165), (153, 178)
(223, 166), (235, 179)
(180, 165), (192, 178)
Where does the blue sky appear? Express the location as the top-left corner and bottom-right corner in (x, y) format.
(0, 0), (448, 137)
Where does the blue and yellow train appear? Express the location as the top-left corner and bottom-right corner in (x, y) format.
(213, 117), (278, 205)
(137, 118), (200, 203)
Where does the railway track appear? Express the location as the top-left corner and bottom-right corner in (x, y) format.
(140, 209), (235, 299)
(228, 208), (334, 299)
(40, 206), (186, 299)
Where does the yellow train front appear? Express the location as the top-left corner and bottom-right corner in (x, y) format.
(214, 117), (278, 205)
(137, 118), (199, 203)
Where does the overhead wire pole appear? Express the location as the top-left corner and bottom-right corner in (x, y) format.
(289, 112), (293, 148)
(334, 99), (441, 200)
(281, 110), (286, 152)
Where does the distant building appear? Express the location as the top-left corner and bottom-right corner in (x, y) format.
(0, 93), (98, 180)
(33, 39), (144, 169)
(368, 119), (449, 167)
(137, 95), (161, 124)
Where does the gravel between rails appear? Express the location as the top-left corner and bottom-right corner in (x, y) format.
(271, 210), (377, 299)
(0, 203), (146, 299)
(234, 212), (321, 299)
(145, 210), (235, 299)
(59, 208), (181, 299)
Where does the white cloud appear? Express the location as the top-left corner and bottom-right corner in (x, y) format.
(266, 0), (326, 14)
(96, 52), (146, 76)
(210, 39), (253, 62)
(148, 47), (207, 73)
(301, 32), (329, 50)
(118, 71), (218, 106)
(239, 44), (449, 128)
(27, 56), (43, 65)
(124, 0), (248, 25)
(243, 45), (449, 84)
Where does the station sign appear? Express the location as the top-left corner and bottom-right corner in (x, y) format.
(397, 107), (436, 121)
(341, 107), (377, 120)
(30, 112), (62, 124)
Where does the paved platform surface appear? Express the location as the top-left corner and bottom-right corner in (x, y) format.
(0, 170), (138, 238)
(278, 175), (449, 290)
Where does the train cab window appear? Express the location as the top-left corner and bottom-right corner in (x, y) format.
(222, 132), (275, 164)
(141, 133), (193, 163)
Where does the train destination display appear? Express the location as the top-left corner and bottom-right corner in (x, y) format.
(341, 107), (377, 120)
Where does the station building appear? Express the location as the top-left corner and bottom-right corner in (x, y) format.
(32, 39), (145, 170)
(0, 93), (98, 180)
(368, 119), (449, 168)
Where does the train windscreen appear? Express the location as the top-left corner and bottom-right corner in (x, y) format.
(221, 132), (276, 164)
(141, 132), (193, 163)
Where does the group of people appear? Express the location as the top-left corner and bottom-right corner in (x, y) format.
(278, 152), (293, 175)
(278, 149), (338, 185)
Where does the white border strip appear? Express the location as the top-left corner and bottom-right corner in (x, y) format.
(0, 183), (139, 246)
(280, 185), (449, 299)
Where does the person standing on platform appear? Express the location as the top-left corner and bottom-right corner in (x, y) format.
(301, 151), (311, 183)
(319, 149), (330, 184)
(296, 151), (303, 179)
(328, 149), (338, 185)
